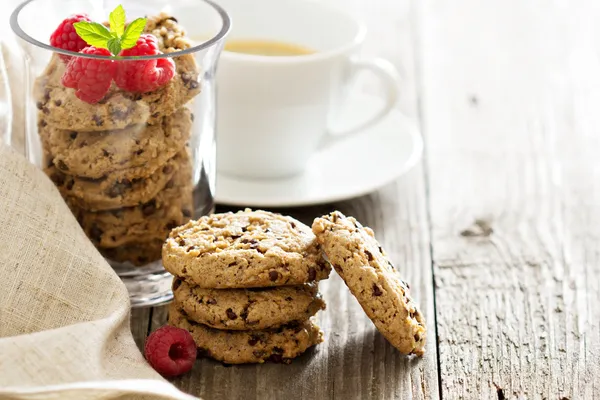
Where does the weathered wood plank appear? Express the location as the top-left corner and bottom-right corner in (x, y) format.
(419, 0), (600, 398)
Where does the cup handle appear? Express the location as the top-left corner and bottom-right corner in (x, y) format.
(321, 57), (400, 148)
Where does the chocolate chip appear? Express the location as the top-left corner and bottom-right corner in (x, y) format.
(241, 226), (248, 232)
(50, 173), (65, 186)
(241, 238), (258, 245)
(142, 201), (157, 216)
(43, 90), (51, 102)
(40, 120), (47, 128)
(372, 284), (383, 296)
(112, 109), (127, 120)
(197, 348), (211, 358)
(54, 99), (62, 106)
(65, 180), (74, 191)
(177, 238), (185, 246)
(172, 278), (182, 290)
(165, 179), (175, 189)
(308, 267), (316, 281)
(186, 246), (197, 252)
(89, 225), (103, 242)
(228, 261), (237, 267)
(69, 132), (77, 140)
(290, 221), (296, 229)
(378, 246), (384, 254)
(92, 115), (103, 126)
(226, 308), (238, 320)
(166, 220), (178, 230)
(206, 298), (217, 305)
(102, 149), (111, 157)
(166, 16), (178, 22)
(248, 337), (258, 346)
(365, 250), (374, 261)
(269, 354), (284, 363)
(253, 350), (267, 359)
(36, 101), (43, 110)
(42, 107), (50, 115)
(107, 181), (129, 198)
(189, 80), (199, 89)
(269, 271), (279, 281)
(56, 160), (69, 171)
(285, 296), (293, 301)
(414, 333), (421, 342)
(162, 165), (173, 174)
(181, 72), (192, 83)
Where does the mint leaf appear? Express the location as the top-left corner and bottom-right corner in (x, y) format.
(74, 22), (112, 49)
(107, 37), (122, 56)
(109, 5), (126, 37)
(120, 17), (146, 50)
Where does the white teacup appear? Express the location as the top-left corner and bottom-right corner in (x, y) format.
(216, 0), (400, 179)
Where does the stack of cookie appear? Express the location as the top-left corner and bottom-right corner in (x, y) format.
(36, 14), (201, 266)
(163, 209), (331, 364)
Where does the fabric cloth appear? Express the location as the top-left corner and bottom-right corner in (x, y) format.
(0, 31), (198, 400)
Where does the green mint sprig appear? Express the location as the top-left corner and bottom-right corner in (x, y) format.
(73, 5), (146, 56)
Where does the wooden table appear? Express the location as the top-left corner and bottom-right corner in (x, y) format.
(125, 0), (597, 398)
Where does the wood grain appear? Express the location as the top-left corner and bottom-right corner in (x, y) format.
(419, 0), (600, 398)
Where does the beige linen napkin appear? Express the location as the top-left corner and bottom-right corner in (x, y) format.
(0, 37), (198, 400)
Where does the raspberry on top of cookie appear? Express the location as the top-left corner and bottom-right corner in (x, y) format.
(312, 211), (426, 356)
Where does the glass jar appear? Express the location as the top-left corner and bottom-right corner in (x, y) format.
(10, 0), (230, 306)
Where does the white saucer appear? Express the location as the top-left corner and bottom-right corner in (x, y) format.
(215, 94), (423, 207)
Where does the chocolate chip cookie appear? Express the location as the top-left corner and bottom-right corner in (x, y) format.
(46, 150), (188, 211)
(69, 168), (193, 248)
(312, 211), (426, 356)
(34, 15), (200, 131)
(172, 279), (325, 330)
(162, 209), (331, 288)
(40, 107), (192, 179)
(168, 304), (324, 364)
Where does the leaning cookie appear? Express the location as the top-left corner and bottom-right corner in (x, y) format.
(172, 279), (326, 330)
(168, 304), (323, 364)
(162, 209), (331, 288)
(312, 211), (426, 356)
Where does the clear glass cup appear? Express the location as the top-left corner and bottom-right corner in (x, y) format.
(10, 0), (230, 307)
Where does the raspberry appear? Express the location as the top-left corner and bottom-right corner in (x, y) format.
(61, 47), (116, 104)
(49, 14), (91, 63)
(144, 325), (197, 377)
(114, 34), (176, 93)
